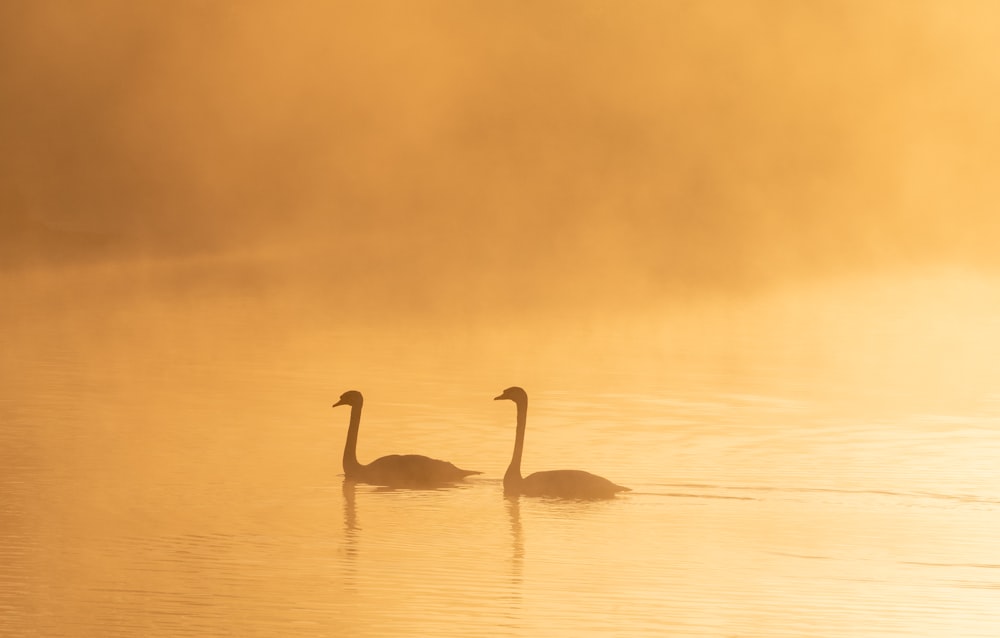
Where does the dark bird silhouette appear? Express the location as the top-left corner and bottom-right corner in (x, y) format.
(333, 390), (480, 487)
(494, 386), (630, 499)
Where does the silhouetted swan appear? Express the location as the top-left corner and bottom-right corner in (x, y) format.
(495, 386), (630, 499)
(333, 390), (480, 487)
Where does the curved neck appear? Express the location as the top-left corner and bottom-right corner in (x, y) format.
(342, 401), (363, 473)
(504, 397), (527, 488)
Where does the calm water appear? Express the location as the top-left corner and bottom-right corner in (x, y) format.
(3, 265), (1000, 636)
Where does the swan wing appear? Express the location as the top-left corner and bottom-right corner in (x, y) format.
(360, 454), (480, 487)
(522, 469), (629, 499)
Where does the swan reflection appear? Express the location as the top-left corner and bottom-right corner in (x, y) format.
(506, 496), (523, 577)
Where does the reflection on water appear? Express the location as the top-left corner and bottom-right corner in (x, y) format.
(3, 270), (1000, 636)
(507, 497), (524, 569)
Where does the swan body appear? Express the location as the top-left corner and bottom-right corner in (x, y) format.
(333, 390), (480, 487)
(495, 386), (629, 499)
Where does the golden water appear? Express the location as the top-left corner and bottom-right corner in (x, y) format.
(3, 264), (1000, 637)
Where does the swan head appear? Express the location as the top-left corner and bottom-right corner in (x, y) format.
(332, 390), (364, 408)
(494, 386), (527, 404)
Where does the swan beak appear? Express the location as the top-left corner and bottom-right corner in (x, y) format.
(332, 399), (345, 407)
(493, 394), (505, 401)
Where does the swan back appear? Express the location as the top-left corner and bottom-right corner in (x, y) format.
(521, 469), (630, 499)
(358, 454), (481, 488)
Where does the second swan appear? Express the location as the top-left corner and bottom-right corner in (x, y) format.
(333, 390), (480, 487)
(494, 386), (630, 499)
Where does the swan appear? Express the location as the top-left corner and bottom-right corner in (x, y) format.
(494, 386), (630, 499)
(333, 390), (480, 487)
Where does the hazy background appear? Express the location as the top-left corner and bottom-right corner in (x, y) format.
(3, 0), (1000, 410)
(3, 1), (1000, 314)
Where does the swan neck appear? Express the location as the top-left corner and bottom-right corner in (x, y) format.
(504, 398), (527, 487)
(342, 401), (363, 473)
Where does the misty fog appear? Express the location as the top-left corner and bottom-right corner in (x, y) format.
(4, 1), (1000, 407)
(4, 2), (1000, 312)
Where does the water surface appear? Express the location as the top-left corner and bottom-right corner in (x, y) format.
(3, 265), (1000, 637)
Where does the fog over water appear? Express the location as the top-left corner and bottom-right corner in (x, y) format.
(3, 2), (1000, 301)
(4, 0), (1000, 477)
